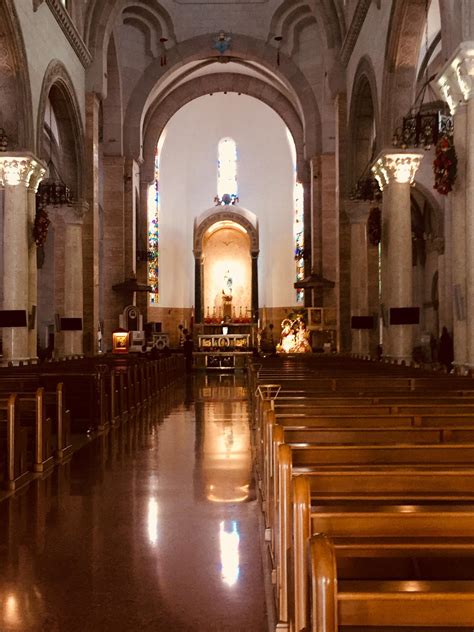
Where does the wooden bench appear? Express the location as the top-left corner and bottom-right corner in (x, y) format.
(0, 394), (29, 491)
(310, 534), (474, 631)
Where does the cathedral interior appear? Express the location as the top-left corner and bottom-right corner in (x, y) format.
(1, 1), (474, 630)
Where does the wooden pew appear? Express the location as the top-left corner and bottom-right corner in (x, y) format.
(17, 387), (54, 473)
(309, 533), (474, 631)
(0, 394), (29, 490)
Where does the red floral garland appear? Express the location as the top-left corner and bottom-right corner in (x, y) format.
(33, 197), (50, 246)
(433, 134), (457, 195)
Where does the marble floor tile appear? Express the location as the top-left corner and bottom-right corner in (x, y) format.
(0, 374), (268, 631)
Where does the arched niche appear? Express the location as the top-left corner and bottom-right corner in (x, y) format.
(193, 207), (259, 324)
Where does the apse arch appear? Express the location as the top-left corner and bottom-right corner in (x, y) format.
(152, 92), (296, 312)
(0, 0), (34, 151)
(120, 33), (321, 163)
(36, 60), (85, 200)
(141, 74), (305, 183)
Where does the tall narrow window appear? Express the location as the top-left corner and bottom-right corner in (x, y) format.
(294, 181), (304, 304)
(217, 138), (238, 204)
(148, 132), (166, 304)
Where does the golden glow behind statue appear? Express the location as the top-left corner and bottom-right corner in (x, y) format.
(276, 316), (311, 354)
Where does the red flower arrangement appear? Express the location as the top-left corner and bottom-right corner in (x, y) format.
(33, 199), (50, 246)
(433, 134), (457, 195)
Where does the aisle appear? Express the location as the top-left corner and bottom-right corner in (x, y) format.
(0, 374), (268, 631)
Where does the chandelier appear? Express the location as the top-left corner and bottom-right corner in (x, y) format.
(391, 88), (453, 151)
(392, 0), (453, 150)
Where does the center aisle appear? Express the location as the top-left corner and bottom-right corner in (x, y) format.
(0, 373), (268, 632)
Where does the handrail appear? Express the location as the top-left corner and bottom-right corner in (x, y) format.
(310, 534), (338, 632)
(293, 475), (311, 632)
(34, 387), (45, 471)
(278, 443), (292, 625)
(7, 393), (18, 484)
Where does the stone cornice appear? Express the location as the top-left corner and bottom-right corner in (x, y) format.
(35, 0), (92, 68)
(339, 0), (372, 68)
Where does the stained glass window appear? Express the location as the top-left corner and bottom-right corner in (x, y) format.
(148, 133), (166, 305)
(294, 181), (305, 304)
(217, 138), (238, 203)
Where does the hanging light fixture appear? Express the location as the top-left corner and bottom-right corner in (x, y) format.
(274, 36), (283, 66)
(160, 37), (168, 66)
(391, 0), (453, 150)
(349, 159), (382, 201)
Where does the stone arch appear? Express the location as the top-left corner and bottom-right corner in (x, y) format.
(36, 60), (85, 200)
(0, 0), (34, 151)
(84, 0), (176, 96)
(382, 0), (431, 145)
(348, 55), (380, 188)
(142, 74), (305, 183)
(123, 34), (321, 165)
(194, 207), (259, 257)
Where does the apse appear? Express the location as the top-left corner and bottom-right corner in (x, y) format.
(153, 92), (296, 312)
(202, 222), (252, 321)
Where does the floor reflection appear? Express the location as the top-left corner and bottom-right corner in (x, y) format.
(0, 372), (267, 631)
(220, 520), (240, 587)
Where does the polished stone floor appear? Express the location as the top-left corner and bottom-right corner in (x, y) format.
(0, 374), (268, 631)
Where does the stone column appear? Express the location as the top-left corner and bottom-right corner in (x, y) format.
(194, 255), (202, 323)
(251, 253), (259, 321)
(84, 93), (100, 355)
(372, 150), (423, 362)
(0, 155), (46, 364)
(345, 200), (371, 355)
(28, 165), (47, 360)
(61, 203), (87, 356)
(438, 43), (474, 369)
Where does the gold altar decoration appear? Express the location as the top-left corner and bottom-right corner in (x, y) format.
(276, 316), (311, 354)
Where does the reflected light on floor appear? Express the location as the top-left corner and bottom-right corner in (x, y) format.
(147, 497), (159, 546)
(219, 520), (240, 587)
(4, 593), (20, 626)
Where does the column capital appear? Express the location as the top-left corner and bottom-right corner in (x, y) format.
(371, 150), (423, 190)
(344, 199), (372, 224)
(0, 153), (47, 188)
(437, 41), (474, 114)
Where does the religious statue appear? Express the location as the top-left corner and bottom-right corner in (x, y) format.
(222, 268), (233, 320)
(276, 316), (311, 354)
